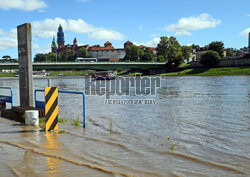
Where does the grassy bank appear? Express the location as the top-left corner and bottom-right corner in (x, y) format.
(0, 72), (15, 77)
(161, 66), (250, 76)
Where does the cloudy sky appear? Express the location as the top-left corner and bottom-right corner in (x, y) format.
(0, 0), (250, 58)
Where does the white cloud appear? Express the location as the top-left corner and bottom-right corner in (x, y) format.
(0, 37), (17, 49)
(0, 17), (126, 50)
(33, 43), (50, 53)
(240, 28), (250, 36)
(174, 31), (191, 36)
(0, 29), (6, 35)
(32, 17), (126, 40)
(0, 28), (17, 49)
(135, 38), (160, 47)
(89, 29), (125, 40)
(0, 0), (47, 11)
(165, 13), (221, 36)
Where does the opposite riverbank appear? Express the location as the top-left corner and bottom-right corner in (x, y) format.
(0, 66), (250, 77)
(160, 66), (250, 76)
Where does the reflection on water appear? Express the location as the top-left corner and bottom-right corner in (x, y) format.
(0, 76), (249, 176)
(45, 133), (62, 177)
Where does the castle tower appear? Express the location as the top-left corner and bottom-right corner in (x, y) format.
(73, 37), (78, 46)
(104, 41), (112, 47)
(124, 41), (133, 49)
(51, 36), (57, 53)
(57, 25), (65, 48)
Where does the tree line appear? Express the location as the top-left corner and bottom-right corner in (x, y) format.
(34, 47), (91, 63)
(34, 36), (228, 68)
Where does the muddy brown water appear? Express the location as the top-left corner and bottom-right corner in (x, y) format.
(0, 76), (249, 177)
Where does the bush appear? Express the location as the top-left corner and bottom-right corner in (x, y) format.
(200, 50), (221, 67)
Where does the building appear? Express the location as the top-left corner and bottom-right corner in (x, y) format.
(192, 46), (226, 61)
(51, 25), (156, 61)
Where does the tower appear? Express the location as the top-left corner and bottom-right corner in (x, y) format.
(57, 25), (65, 48)
(124, 41), (133, 49)
(51, 36), (57, 53)
(73, 37), (78, 46)
(104, 41), (112, 47)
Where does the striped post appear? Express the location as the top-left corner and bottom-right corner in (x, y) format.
(45, 87), (59, 132)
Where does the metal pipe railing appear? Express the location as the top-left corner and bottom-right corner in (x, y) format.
(35, 89), (86, 128)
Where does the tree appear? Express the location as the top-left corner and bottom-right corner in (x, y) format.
(2, 55), (11, 59)
(181, 45), (192, 60)
(141, 48), (156, 62)
(191, 44), (200, 50)
(78, 47), (91, 58)
(47, 52), (57, 62)
(157, 55), (165, 62)
(34, 54), (47, 62)
(124, 45), (144, 61)
(200, 50), (221, 67)
(208, 41), (224, 58)
(156, 36), (183, 68)
(60, 49), (76, 62)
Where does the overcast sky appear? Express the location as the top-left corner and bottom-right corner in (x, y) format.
(0, 0), (250, 58)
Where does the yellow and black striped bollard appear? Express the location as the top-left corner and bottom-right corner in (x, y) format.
(45, 87), (59, 132)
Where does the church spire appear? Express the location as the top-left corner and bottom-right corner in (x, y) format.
(57, 24), (65, 48)
(51, 36), (57, 53)
(73, 37), (78, 46)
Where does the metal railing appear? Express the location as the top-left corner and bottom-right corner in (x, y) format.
(35, 89), (86, 128)
(0, 87), (14, 106)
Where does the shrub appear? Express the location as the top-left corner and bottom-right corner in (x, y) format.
(200, 50), (221, 67)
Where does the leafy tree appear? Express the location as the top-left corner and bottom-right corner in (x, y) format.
(2, 55), (11, 59)
(78, 47), (92, 58)
(182, 45), (192, 60)
(124, 45), (144, 61)
(191, 44), (200, 50)
(208, 41), (224, 58)
(34, 54), (47, 62)
(141, 48), (156, 62)
(156, 36), (183, 68)
(157, 55), (166, 62)
(60, 49), (76, 62)
(200, 50), (221, 67)
(47, 52), (57, 62)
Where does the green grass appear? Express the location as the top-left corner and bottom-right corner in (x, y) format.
(48, 70), (95, 76)
(59, 118), (68, 124)
(0, 72), (15, 77)
(39, 117), (46, 129)
(72, 118), (80, 127)
(161, 66), (250, 76)
(127, 72), (143, 76)
(58, 129), (66, 134)
(178, 63), (190, 68)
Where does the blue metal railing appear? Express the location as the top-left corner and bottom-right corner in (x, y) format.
(35, 89), (86, 128)
(0, 87), (13, 107)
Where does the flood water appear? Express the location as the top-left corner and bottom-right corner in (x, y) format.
(0, 76), (249, 177)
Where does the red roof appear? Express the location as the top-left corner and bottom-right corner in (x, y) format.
(125, 41), (133, 44)
(105, 41), (112, 45)
(89, 46), (115, 51)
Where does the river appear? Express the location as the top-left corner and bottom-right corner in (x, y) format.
(0, 76), (249, 177)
